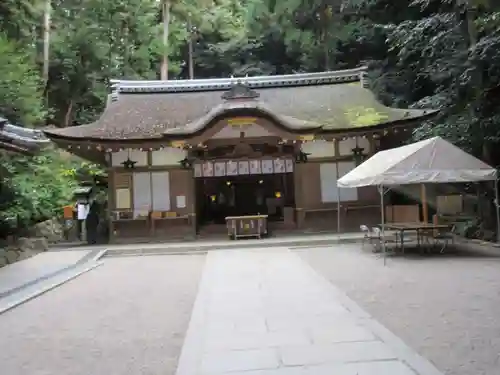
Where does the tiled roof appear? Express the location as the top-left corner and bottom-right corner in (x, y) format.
(0, 117), (50, 153)
(44, 67), (436, 142)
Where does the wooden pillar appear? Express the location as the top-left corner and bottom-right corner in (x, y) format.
(421, 184), (428, 223)
(108, 168), (116, 243)
(189, 169), (197, 237)
(294, 163), (305, 228)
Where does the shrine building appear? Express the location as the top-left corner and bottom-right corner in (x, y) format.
(0, 117), (50, 154)
(44, 67), (436, 242)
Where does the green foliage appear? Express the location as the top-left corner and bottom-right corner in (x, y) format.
(2, 0), (500, 233)
(0, 150), (79, 229)
(48, 0), (162, 126)
(0, 148), (106, 233)
(0, 34), (45, 125)
(345, 107), (389, 127)
(0, 0), (42, 42)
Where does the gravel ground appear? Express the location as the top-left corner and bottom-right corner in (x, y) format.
(296, 245), (500, 375)
(0, 254), (206, 375)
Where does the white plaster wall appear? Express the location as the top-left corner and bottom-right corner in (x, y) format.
(338, 137), (370, 156)
(111, 150), (148, 167)
(301, 140), (335, 158)
(151, 148), (187, 166)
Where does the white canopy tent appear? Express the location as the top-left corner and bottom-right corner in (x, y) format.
(336, 136), (499, 250)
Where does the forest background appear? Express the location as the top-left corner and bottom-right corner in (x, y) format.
(1, 0), (499, 234)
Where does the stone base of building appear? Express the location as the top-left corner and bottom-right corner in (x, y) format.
(108, 205), (381, 244)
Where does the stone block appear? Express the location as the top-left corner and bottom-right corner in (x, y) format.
(308, 323), (376, 344)
(225, 368), (306, 375)
(204, 330), (311, 351)
(18, 249), (35, 261)
(278, 341), (397, 366)
(303, 360), (418, 375)
(17, 237), (35, 251)
(32, 218), (63, 243)
(201, 348), (280, 373)
(5, 250), (19, 264)
(31, 237), (49, 252)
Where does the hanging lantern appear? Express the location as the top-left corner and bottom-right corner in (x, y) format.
(121, 149), (137, 169)
(351, 137), (365, 166)
(294, 150), (310, 163)
(179, 157), (193, 169)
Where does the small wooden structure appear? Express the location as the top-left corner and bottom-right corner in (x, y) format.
(226, 215), (268, 239)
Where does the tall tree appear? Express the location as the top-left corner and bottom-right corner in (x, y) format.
(160, 0), (171, 79)
(42, 0), (51, 85)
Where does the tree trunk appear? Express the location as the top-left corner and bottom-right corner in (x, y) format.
(187, 13), (194, 79)
(160, 0), (171, 80)
(42, 0), (51, 85)
(465, 4), (488, 160)
(63, 99), (74, 127)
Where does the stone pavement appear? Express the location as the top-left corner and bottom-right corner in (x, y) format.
(176, 247), (443, 375)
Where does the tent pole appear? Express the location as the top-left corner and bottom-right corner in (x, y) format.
(337, 189), (341, 235)
(336, 162), (341, 237)
(379, 185), (387, 266)
(495, 177), (500, 243)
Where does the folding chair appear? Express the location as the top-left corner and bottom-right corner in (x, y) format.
(360, 225), (370, 247)
(432, 225), (456, 253)
(372, 227), (397, 253)
(360, 225), (382, 249)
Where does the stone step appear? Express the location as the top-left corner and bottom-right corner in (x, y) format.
(103, 234), (363, 257)
(0, 260), (102, 314)
(0, 249), (105, 300)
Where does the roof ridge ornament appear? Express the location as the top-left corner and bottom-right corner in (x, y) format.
(221, 80), (260, 101)
(110, 66), (368, 94)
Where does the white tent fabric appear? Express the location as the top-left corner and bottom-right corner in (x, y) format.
(337, 136), (497, 188)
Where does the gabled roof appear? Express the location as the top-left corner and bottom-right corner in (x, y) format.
(44, 67), (436, 142)
(0, 117), (51, 154)
(338, 136), (496, 187)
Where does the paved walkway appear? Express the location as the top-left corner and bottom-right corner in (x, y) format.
(176, 247), (442, 375)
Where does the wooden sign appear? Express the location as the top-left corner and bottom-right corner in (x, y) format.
(227, 117), (257, 127)
(170, 140), (186, 148)
(299, 134), (314, 141)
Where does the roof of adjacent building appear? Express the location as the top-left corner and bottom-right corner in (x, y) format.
(0, 117), (51, 154)
(44, 67), (437, 142)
